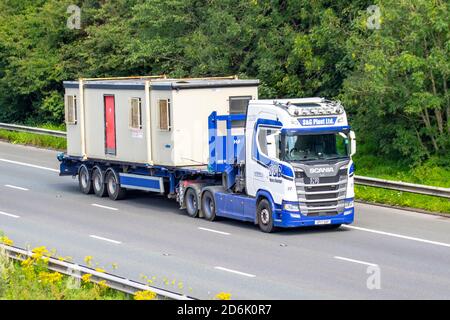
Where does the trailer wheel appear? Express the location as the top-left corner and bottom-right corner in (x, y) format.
(92, 167), (107, 197)
(106, 170), (126, 201)
(201, 191), (217, 221)
(78, 165), (93, 194)
(257, 199), (276, 233)
(184, 188), (199, 218)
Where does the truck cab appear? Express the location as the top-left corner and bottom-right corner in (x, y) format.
(207, 97), (356, 232)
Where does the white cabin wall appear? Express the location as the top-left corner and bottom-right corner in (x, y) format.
(170, 86), (258, 166)
(65, 88), (82, 157)
(149, 89), (173, 165)
(83, 88), (148, 163)
(65, 82), (258, 167)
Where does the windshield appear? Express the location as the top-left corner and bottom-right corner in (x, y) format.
(280, 132), (350, 161)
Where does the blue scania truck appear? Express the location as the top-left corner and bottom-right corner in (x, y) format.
(59, 78), (356, 232)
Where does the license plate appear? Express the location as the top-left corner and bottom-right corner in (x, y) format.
(315, 219), (331, 225)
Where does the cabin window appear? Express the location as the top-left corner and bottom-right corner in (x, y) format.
(65, 95), (77, 125)
(229, 96), (252, 128)
(158, 99), (171, 131)
(257, 127), (281, 160)
(129, 97), (142, 129)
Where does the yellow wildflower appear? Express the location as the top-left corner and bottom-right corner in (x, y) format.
(81, 273), (92, 283)
(21, 257), (34, 267)
(31, 246), (49, 260)
(112, 263), (118, 270)
(95, 268), (105, 273)
(97, 280), (108, 289)
(134, 290), (157, 300)
(215, 292), (232, 300)
(84, 256), (93, 265)
(0, 236), (13, 246)
(39, 271), (63, 285)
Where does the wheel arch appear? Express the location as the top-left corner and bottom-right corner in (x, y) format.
(255, 189), (276, 224)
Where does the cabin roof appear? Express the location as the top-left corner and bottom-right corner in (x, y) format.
(63, 78), (259, 91)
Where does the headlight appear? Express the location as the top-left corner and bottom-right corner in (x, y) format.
(283, 203), (300, 212)
(345, 200), (354, 208)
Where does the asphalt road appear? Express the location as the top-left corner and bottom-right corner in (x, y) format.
(1, 141), (449, 299)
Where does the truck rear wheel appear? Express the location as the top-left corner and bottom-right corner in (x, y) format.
(106, 170), (126, 201)
(78, 165), (93, 195)
(201, 191), (217, 221)
(92, 167), (107, 197)
(185, 188), (199, 218)
(257, 199), (275, 233)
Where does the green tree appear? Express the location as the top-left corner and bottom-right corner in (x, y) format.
(340, 0), (449, 163)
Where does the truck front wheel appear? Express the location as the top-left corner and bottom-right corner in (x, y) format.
(78, 165), (93, 195)
(185, 188), (199, 218)
(105, 170), (126, 201)
(257, 199), (275, 233)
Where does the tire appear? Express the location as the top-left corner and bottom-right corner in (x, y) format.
(257, 199), (275, 233)
(201, 191), (217, 221)
(78, 165), (93, 194)
(92, 167), (107, 197)
(105, 170), (126, 201)
(184, 188), (199, 218)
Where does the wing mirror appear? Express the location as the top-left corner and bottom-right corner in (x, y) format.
(349, 130), (356, 157)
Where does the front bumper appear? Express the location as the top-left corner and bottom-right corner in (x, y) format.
(274, 208), (354, 228)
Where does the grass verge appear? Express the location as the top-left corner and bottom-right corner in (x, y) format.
(0, 129), (66, 150)
(354, 154), (450, 188)
(0, 235), (231, 300)
(356, 185), (450, 215)
(0, 246), (131, 300)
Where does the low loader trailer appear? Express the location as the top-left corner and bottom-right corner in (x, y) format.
(58, 76), (356, 232)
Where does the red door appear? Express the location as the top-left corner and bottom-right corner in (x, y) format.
(104, 95), (116, 155)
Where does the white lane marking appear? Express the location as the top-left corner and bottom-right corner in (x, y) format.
(198, 227), (230, 236)
(91, 204), (118, 211)
(214, 266), (256, 278)
(89, 235), (122, 244)
(0, 158), (59, 172)
(0, 211), (20, 219)
(344, 225), (450, 248)
(334, 256), (378, 267)
(4, 184), (29, 191)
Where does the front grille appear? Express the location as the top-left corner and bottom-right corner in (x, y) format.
(297, 169), (347, 184)
(309, 201), (338, 207)
(295, 162), (349, 215)
(304, 185), (339, 192)
(306, 211), (339, 217)
(305, 193), (339, 200)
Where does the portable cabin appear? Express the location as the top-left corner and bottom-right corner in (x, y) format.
(63, 76), (259, 167)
